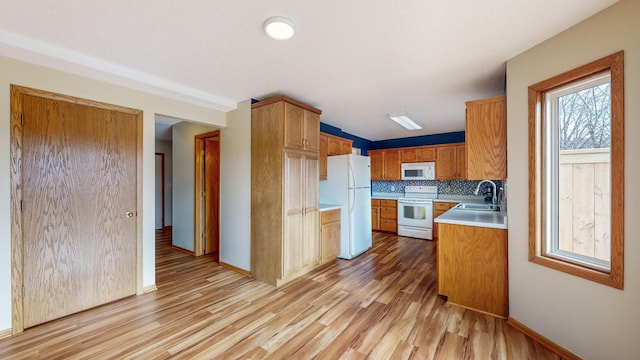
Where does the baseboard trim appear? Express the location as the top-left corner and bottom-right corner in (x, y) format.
(171, 245), (194, 255)
(143, 284), (158, 293)
(0, 328), (11, 339)
(220, 261), (251, 277)
(507, 317), (581, 360)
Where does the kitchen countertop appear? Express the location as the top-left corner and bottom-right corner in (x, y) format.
(434, 206), (508, 229)
(319, 203), (341, 212)
(371, 192), (402, 200)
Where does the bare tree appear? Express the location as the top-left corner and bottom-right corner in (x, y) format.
(558, 83), (611, 150)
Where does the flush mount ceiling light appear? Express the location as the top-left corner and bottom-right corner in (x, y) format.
(264, 16), (296, 40)
(389, 112), (422, 130)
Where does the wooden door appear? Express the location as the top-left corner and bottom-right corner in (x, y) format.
(155, 153), (165, 229)
(21, 94), (138, 328)
(204, 138), (220, 256)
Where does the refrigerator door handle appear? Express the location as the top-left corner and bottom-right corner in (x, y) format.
(348, 162), (356, 213)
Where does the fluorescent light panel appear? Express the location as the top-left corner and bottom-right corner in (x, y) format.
(389, 113), (422, 130)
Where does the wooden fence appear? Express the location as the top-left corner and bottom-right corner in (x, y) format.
(558, 148), (610, 261)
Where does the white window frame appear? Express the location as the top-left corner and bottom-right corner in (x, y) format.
(543, 72), (611, 272)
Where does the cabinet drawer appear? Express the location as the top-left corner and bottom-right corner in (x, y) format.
(321, 209), (341, 224)
(380, 199), (397, 208)
(380, 207), (397, 220)
(380, 219), (397, 232)
(371, 199), (381, 207)
(434, 202), (455, 211)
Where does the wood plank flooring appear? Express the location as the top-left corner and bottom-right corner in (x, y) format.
(0, 229), (560, 359)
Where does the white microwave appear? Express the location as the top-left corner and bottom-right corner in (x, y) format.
(401, 162), (435, 180)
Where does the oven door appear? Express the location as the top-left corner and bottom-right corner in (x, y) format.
(397, 199), (433, 228)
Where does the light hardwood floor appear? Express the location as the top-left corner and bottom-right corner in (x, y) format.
(0, 229), (560, 359)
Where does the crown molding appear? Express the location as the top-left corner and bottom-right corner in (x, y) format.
(0, 29), (237, 112)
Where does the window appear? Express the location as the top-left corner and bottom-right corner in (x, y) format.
(528, 51), (624, 289)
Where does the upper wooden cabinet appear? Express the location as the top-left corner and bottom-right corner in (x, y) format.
(319, 132), (352, 181)
(326, 133), (352, 156)
(436, 143), (466, 180)
(369, 149), (401, 180)
(401, 146), (436, 163)
(248, 96), (320, 153)
(319, 134), (328, 180)
(283, 102), (320, 152)
(465, 95), (507, 180)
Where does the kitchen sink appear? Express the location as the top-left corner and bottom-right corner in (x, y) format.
(454, 203), (501, 212)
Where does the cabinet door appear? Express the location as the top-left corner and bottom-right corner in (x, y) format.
(401, 149), (418, 163)
(466, 96), (507, 180)
(436, 146), (456, 180)
(340, 139), (352, 155)
(283, 151), (305, 276)
(384, 150), (401, 180)
(416, 147), (436, 161)
(303, 156), (319, 267)
(284, 103), (305, 150)
(319, 134), (328, 180)
(455, 144), (466, 179)
(402, 147), (436, 162)
(371, 200), (381, 231)
(369, 151), (384, 180)
(321, 222), (340, 263)
(304, 110), (320, 152)
(327, 137), (341, 155)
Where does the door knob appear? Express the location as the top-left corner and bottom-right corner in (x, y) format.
(126, 211), (135, 218)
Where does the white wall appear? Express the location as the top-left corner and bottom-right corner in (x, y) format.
(506, 1), (640, 358)
(220, 99), (252, 271)
(155, 140), (173, 227)
(0, 55), (227, 332)
(171, 122), (218, 251)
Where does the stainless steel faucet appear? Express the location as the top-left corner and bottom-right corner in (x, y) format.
(474, 180), (497, 206)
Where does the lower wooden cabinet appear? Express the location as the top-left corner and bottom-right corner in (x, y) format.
(372, 199), (397, 233)
(437, 223), (508, 318)
(320, 209), (341, 264)
(371, 199), (381, 231)
(432, 201), (458, 240)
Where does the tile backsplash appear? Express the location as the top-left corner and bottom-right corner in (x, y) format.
(372, 180), (503, 197)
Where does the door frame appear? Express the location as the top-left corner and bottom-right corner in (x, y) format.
(155, 152), (166, 229)
(9, 85), (144, 335)
(194, 130), (221, 257)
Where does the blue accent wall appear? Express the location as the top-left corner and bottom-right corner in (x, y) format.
(369, 131), (465, 150)
(320, 123), (373, 155)
(320, 123), (465, 155)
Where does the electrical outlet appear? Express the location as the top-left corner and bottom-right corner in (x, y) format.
(390, 185), (395, 192)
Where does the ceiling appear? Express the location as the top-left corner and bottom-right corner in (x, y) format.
(0, 0), (618, 141)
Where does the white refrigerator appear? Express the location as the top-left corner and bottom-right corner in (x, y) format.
(319, 154), (372, 259)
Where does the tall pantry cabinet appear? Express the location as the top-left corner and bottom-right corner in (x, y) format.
(251, 96), (321, 287)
